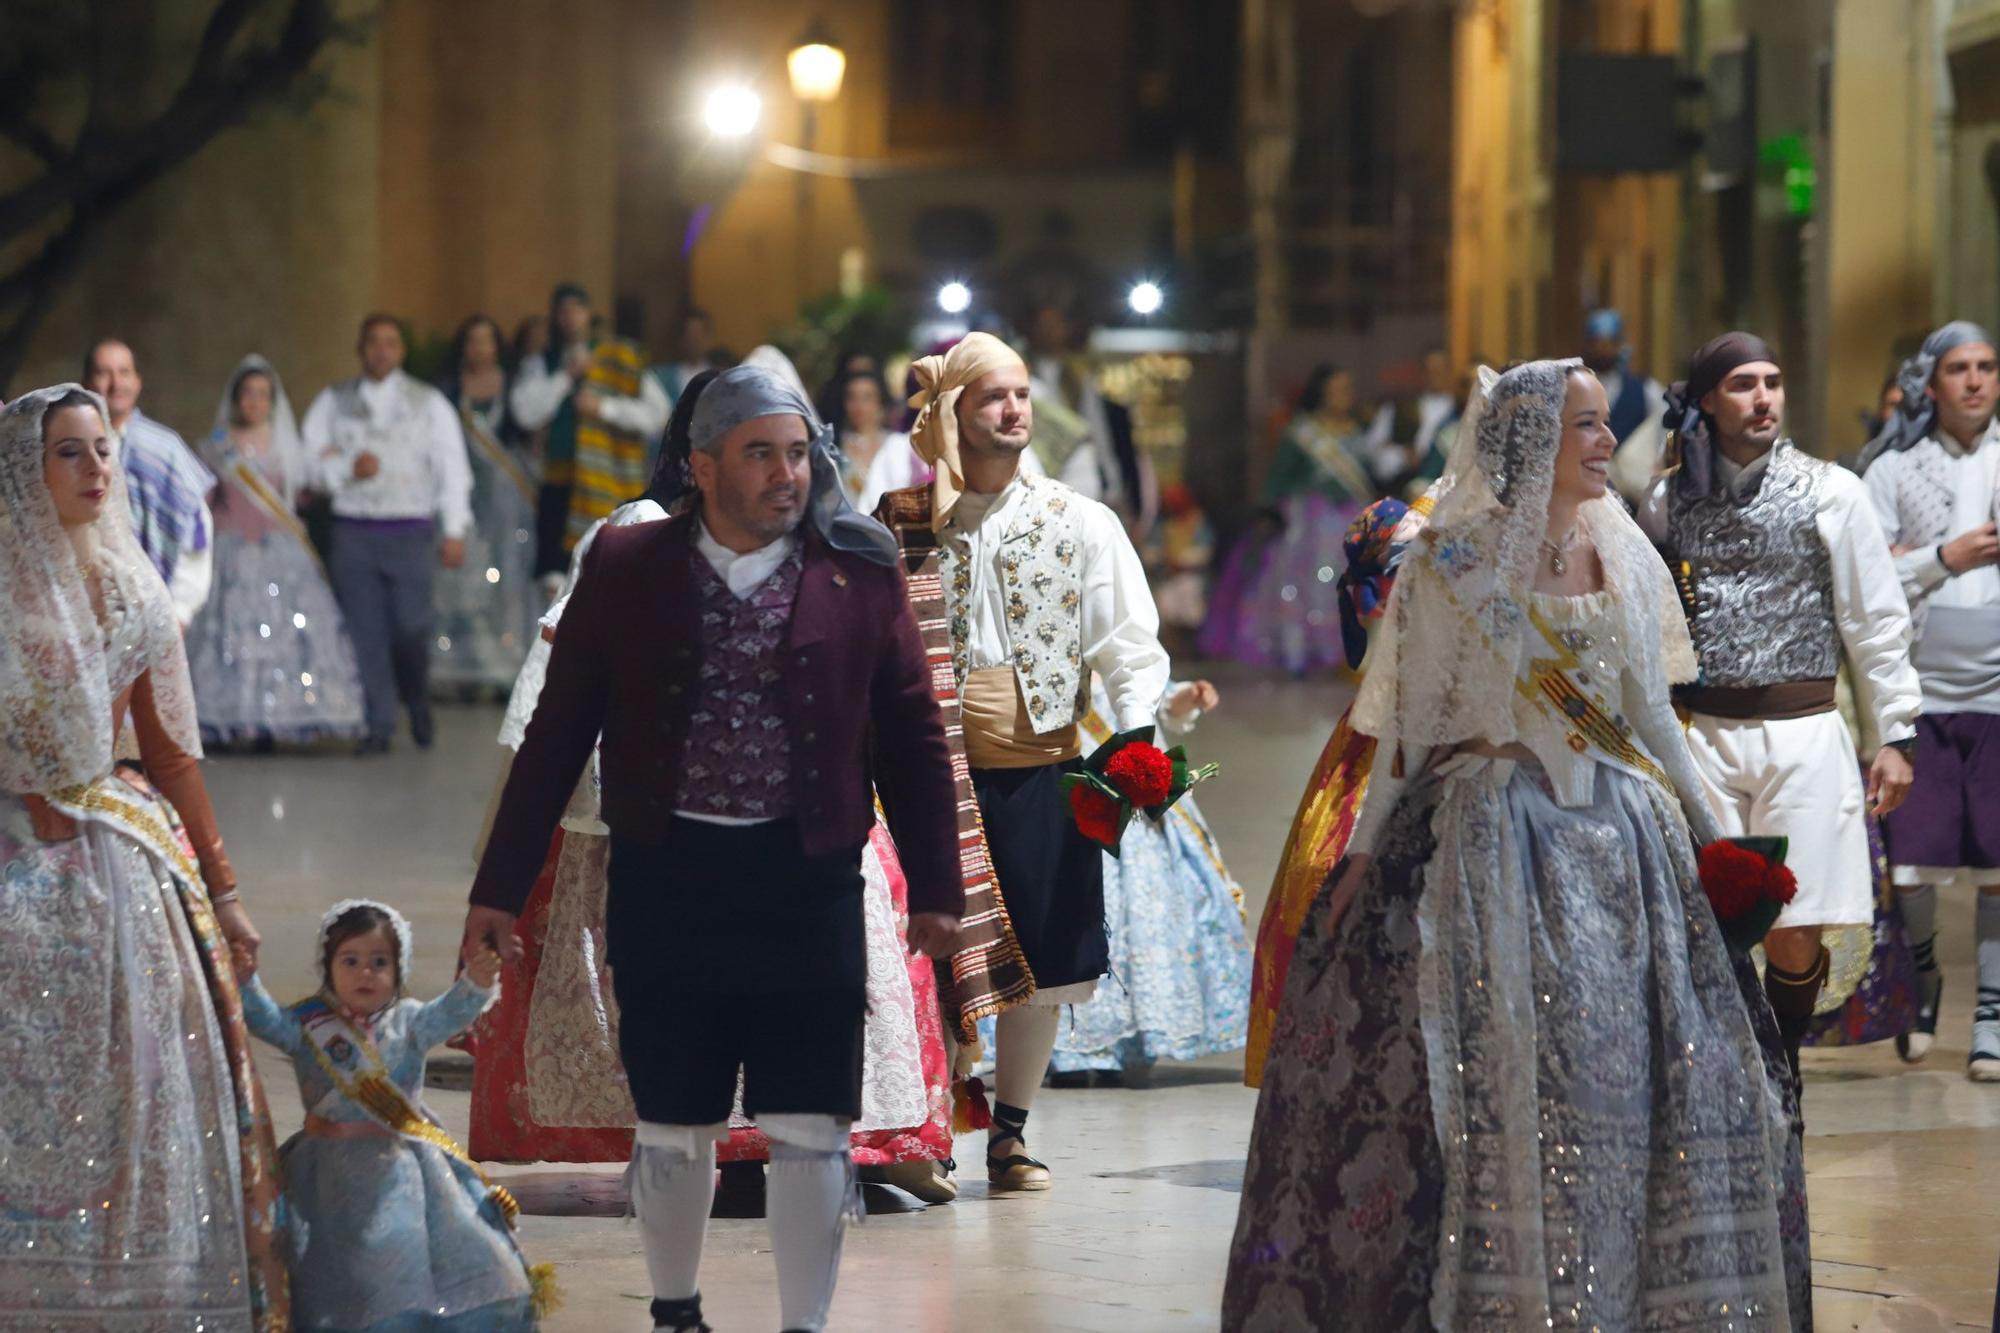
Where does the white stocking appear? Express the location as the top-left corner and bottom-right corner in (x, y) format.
(627, 1140), (716, 1304)
(766, 1140), (857, 1332)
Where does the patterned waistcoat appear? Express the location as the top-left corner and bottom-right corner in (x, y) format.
(939, 473), (1088, 734)
(678, 546), (804, 820)
(1869, 436), (1973, 641)
(1667, 441), (1841, 688)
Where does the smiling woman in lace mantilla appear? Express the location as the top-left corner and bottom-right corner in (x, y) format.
(1223, 360), (1813, 1330)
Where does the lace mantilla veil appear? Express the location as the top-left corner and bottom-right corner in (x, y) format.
(1352, 359), (1696, 754)
(0, 384), (203, 795)
(208, 354), (306, 502)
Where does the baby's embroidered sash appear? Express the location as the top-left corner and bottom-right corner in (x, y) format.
(293, 996), (520, 1227)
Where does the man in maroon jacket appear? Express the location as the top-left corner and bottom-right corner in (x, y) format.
(461, 364), (962, 1333)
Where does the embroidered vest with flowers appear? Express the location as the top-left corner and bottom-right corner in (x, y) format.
(938, 473), (1088, 734)
(678, 543), (805, 819)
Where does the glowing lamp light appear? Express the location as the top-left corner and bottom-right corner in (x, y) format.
(703, 85), (762, 139)
(1127, 280), (1164, 316)
(937, 281), (972, 315)
(787, 38), (846, 104)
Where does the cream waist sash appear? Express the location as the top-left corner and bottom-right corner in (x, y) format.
(960, 667), (1082, 769)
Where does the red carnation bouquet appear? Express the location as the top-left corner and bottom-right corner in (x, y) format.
(1062, 726), (1219, 858)
(1697, 836), (1798, 952)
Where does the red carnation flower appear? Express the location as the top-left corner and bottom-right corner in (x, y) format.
(1068, 784), (1124, 848)
(1105, 742), (1175, 807)
(1765, 862), (1798, 905)
(1697, 841), (1769, 921)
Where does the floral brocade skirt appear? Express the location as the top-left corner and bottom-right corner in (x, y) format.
(1223, 756), (1809, 1331)
(469, 826), (633, 1163)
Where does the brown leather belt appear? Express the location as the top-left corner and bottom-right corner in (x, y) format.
(1678, 678), (1837, 721)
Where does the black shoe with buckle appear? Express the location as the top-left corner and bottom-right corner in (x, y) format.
(650, 1293), (711, 1332)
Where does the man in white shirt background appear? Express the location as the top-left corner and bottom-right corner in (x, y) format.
(1861, 320), (2000, 1079)
(302, 314), (473, 755)
(84, 338), (216, 628)
(1025, 300), (1155, 530)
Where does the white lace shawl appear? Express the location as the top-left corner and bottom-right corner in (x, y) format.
(206, 354), (307, 504)
(0, 385), (202, 794)
(1353, 361), (1695, 758)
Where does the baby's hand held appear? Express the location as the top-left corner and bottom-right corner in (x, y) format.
(466, 948), (503, 988)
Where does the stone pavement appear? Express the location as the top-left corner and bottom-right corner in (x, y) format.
(206, 665), (1999, 1329)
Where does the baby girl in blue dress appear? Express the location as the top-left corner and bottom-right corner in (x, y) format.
(236, 898), (552, 1331)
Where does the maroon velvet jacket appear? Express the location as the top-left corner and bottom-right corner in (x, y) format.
(469, 515), (963, 919)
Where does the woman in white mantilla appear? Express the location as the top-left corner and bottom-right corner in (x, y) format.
(0, 385), (287, 1329)
(1223, 361), (1810, 1330)
(185, 354), (367, 744)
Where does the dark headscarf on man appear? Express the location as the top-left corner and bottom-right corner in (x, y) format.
(1856, 319), (1998, 473)
(646, 369), (720, 508)
(1660, 331), (1779, 499)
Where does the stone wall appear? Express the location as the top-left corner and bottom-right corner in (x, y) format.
(6, 0), (625, 436)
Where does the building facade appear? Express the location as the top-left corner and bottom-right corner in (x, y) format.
(1448, 0), (1955, 455)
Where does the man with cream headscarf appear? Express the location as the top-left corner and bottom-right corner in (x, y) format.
(463, 363), (963, 1333)
(1640, 332), (1921, 1100)
(890, 331), (1171, 1191)
(1860, 320), (2000, 1079)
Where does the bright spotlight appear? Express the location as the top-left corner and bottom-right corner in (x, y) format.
(703, 85), (762, 138)
(937, 281), (972, 314)
(1127, 280), (1164, 316)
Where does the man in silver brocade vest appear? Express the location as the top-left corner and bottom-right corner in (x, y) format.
(1640, 331), (1921, 1100)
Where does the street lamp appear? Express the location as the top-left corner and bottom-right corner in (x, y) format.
(787, 22), (847, 105)
(786, 21), (846, 302)
(703, 84), (762, 138)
